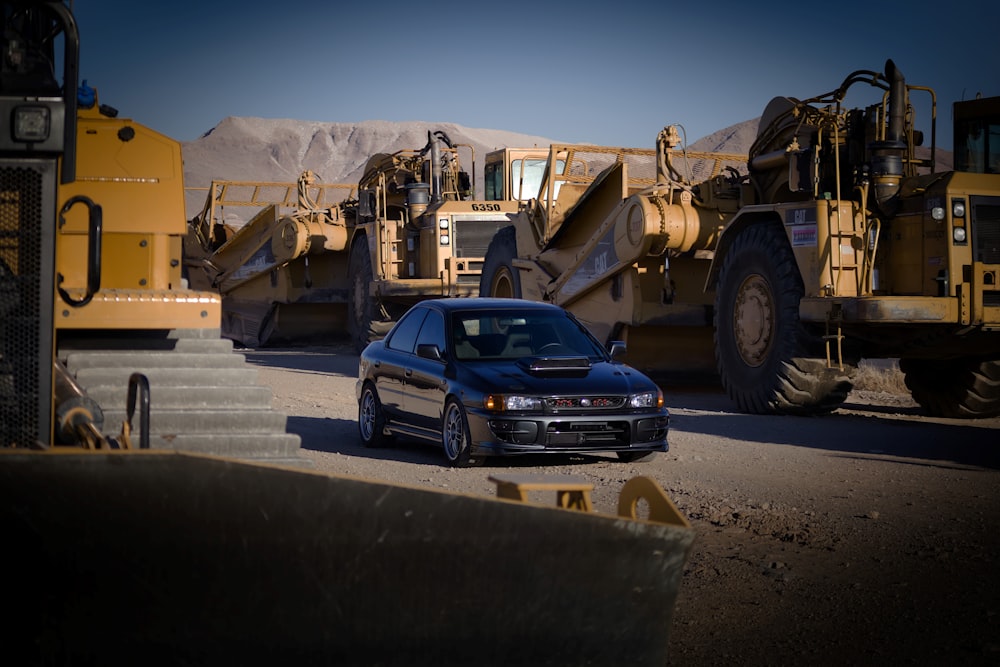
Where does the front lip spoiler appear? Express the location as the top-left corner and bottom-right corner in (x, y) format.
(470, 441), (669, 457)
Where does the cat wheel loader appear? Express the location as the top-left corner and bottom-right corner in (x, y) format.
(1, 4), (694, 662)
(481, 60), (1000, 418)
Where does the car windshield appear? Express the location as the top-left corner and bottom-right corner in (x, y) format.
(451, 309), (606, 361)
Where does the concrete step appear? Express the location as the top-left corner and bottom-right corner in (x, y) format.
(65, 351), (246, 372)
(102, 409), (289, 437)
(56, 333), (305, 466)
(86, 385), (273, 411)
(76, 367), (259, 389)
(144, 434), (304, 459)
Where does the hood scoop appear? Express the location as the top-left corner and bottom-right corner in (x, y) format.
(518, 356), (592, 376)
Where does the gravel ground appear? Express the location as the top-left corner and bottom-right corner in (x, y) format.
(249, 345), (1000, 666)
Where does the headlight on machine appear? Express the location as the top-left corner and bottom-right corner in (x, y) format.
(629, 389), (664, 409)
(12, 105), (50, 142)
(484, 394), (543, 411)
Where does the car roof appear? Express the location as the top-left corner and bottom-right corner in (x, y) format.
(418, 298), (565, 314)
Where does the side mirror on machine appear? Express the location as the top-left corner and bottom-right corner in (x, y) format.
(608, 341), (627, 359)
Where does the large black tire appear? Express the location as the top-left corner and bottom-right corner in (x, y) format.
(479, 225), (522, 298)
(358, 382), (393, 447)
(900, 358), (1000, 418)
(442, 399), (484, 468)
(714, 223), (853, 415)
(348, 240), (377, 354)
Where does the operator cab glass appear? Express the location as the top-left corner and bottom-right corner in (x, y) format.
(485, 154), (566, 201)
(953, 96), (1000, 174)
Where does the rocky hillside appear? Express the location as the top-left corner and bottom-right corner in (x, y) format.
(181, 115), (950, 219)
(181, 118), (559, 218)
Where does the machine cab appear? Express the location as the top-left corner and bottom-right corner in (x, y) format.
(954, 96), (1000, 174)
(484, 148), (552, 201)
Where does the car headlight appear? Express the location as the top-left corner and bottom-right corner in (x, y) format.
(629, 389), (663, 409)
(484, 394), (543, 411)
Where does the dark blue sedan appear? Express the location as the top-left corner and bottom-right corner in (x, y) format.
(356, 298), (669, 467)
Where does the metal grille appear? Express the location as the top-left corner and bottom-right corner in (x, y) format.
(544, 396), (627, 410)
(971, 196), (1000, 265)
(0, 163), (54, 447)
(544, 421), (629, 447)
(453, 218), (509, 258)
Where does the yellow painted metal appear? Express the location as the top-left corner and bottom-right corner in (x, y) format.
(60, 105), (185, 236)
(489, 473), (595, 512)
(618, 476), (691, 527)
(488, 473), (691, 529)
(56, 232), (182, 292)
(799, 295), (959, 323)
(53, 93), (221, 333)
(187, 176), (357, 252)
(55, 288), (220, 329)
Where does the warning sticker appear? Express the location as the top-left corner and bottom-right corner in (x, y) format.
(790, 224), (817, 247)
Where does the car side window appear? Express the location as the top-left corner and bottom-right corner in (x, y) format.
(386, 308), (427, 354)
(415, 310), (445, 355)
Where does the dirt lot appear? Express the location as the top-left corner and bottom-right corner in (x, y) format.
(249, 345), (1000, 666)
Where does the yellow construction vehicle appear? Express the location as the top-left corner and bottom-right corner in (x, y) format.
(481, 60), (1000, 418)
(183, 174), (357, 346)
(1, 4), (693, 661)
(1, 1), (299, 458)
(186, 131), (520, 351)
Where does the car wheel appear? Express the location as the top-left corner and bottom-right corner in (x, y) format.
(617, 451), (657, 463)
(358, 382), (391, 448)
(442, 399), (483, 468)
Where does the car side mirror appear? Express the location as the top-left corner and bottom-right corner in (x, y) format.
(416, 343), (443, 361)
(608, 341), (627, 359)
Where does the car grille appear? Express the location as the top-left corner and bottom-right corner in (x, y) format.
(544, 421), (629, 448)
(544, 396), (626, 410)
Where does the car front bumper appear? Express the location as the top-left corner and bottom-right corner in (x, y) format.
(466, 408), (669, 457)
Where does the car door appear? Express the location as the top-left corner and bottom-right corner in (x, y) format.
(402, 309), (448, 433)
(376, 307), (426, 423)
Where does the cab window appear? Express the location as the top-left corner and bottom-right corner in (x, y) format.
(511, 158), (549, 200)
(485, 160), (503, 200)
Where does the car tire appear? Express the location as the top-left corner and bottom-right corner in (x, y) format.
(442, 399), (483, 468)
(358, 382), (392, 448)
(617, 451), (657, 463)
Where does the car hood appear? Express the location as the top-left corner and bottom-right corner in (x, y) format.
(461, 357), (655, 396)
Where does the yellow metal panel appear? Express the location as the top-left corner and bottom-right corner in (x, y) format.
(56, 289), (220, 329)
(800, 296), (958, 323)
(59, 117), (185, 236)
(885, 213), (925, 294)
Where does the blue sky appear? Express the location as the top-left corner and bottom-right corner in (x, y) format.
(70, 0), (998, 149)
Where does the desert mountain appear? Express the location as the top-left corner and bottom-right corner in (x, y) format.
(180, 116), (765, 218)
(181, 115), (950, 219)
(182, 118), (561, 218)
